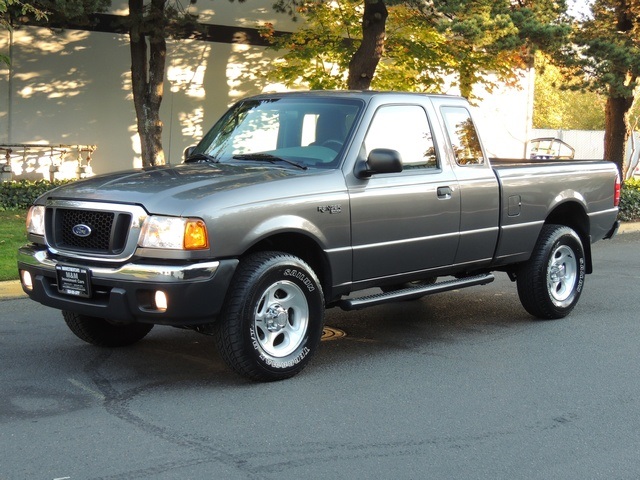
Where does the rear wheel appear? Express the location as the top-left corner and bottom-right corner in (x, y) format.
(214, 252), (325, 381)
(62, 311), (153, 347)
(516, 225), (586, 319)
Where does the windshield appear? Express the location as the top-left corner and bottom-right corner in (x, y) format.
(190, 97), (363, 169)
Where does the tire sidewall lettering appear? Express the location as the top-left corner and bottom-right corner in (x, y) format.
(249, 321), (312, 369)
(576, 257), (585, 293)
(565, 234), (586, 297)
(283, 268), (316, 292)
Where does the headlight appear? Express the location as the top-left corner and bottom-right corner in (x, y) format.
(26, 205), (46, 236)
(139, 216), (209, 250)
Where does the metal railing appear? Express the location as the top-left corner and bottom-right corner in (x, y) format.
(1, 143), (97, 182)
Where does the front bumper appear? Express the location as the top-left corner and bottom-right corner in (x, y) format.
(17, 244), (238, 326)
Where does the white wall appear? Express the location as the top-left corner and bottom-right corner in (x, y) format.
(467, 69), (535, 160)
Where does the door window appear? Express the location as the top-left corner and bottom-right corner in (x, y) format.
(364, 105), (438, 170)
(441, 107), (484, 165)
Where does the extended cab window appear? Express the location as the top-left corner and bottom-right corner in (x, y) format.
(441, 106), (484, 165)
(364, 105), (437, 170)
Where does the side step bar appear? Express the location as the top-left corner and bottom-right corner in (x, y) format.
(338, 273), (495, 311)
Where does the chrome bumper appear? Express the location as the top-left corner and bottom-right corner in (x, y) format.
(18, 244), (221, 283)
(17, 244), (238, 325)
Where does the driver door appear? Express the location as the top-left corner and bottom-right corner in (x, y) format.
(349, 103), (461, 282)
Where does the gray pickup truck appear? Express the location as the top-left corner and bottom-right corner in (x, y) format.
(18, 91), (620, 381)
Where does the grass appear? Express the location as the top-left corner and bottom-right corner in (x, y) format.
(0, 210), (27, 281)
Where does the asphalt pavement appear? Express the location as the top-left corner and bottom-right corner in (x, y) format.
(1, 226), (640, 479)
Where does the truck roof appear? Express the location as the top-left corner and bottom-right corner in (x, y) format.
(244, 90), (466, 102)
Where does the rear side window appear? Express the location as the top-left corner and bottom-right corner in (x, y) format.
(364, 105), (437, 170)
(441, 106), (484, 165)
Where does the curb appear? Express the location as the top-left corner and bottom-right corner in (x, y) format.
(1, 222), (639, 300)
(618, 222), (640, 234)
(0, 280), (25, 300)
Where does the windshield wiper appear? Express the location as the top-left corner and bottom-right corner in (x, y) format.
(186, 152), (219, 163)
(233, 153), (308, 170)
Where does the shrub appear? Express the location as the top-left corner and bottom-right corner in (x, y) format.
(0, 179), (73, 211)
(619, 179), (640, 222)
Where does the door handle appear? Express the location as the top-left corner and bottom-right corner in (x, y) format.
(437, 186), (452, 199)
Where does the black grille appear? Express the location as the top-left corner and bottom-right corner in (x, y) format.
(60, 209), (113, 250)
(47, 208), (132, 255)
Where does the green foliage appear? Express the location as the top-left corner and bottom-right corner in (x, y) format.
(0, 0), (48, 64)
(0, 209), (27, 281)
(567, 0), (640, 99)
(0, 0), (47, 26)
(533, 53), (606, 129)
(261, 0), (570, 98)
(259, 1), (358, 90)
(557, 0), (640, 171)
(26, 0), (110, 25)
(619, 179), (640, 222)
(0, 180), (72, 211)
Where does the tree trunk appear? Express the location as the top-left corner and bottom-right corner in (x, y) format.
(129, 0), (166, 167)
(347, 0), (388, 90)
(601, 0), (637, 179)
(604, 92), (633, 176)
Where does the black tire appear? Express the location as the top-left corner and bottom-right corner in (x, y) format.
(516, 224), (586, 319)
(214, 252), (325, 382)
(62, 311), (153, 347)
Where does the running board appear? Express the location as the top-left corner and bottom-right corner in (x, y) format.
(338, 273), (495, 311)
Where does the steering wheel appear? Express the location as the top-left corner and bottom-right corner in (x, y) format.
(320, 139), (343, 152)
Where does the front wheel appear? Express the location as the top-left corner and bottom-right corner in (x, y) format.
(214, 252), (325, 381)
(62, 311), (153, 347)
(516, 225), (586, 319)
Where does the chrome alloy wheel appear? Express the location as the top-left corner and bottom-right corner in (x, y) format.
(253, 280), (309, 358)
(546, 244), (578, 305)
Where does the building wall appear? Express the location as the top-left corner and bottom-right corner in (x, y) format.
(467, 69), (535, 160)
(1, 1), (533, 180)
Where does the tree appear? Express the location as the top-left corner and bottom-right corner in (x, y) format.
(0, 0), (47, 65)
(261, 1), (449, 92)
(433, 0), (570, 98)
(270, 0), (393, 90)
(7, 0), (201, 167)
(124, 0), (204, 167)
(565, 0), (640, 176)
(128, 0), (168, 167)
(347, 0), (388, 89)
(533, 52), (606, 130)
(267, 0), (570, 98)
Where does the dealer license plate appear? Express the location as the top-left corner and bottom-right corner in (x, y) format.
(56, 265), (92, 298)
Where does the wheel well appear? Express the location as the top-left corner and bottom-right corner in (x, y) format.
(243, 233), (331, 296)
(545, 201), (593, 273)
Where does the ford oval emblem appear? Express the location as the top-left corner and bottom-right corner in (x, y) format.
(72, 224), (92, 238)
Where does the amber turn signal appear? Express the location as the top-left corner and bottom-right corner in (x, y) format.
(184, 220), (209, 250)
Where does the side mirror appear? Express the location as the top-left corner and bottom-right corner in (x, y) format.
(356, 148), (403, 178)
(183, 145), (196, 162)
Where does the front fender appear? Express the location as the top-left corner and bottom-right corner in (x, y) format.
(241, 214), (331, 251)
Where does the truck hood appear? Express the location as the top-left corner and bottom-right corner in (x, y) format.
(42, 163), (318, 215)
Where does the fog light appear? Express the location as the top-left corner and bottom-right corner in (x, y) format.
(154, 291), (168, 312)
(21, 270), (33, 291)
